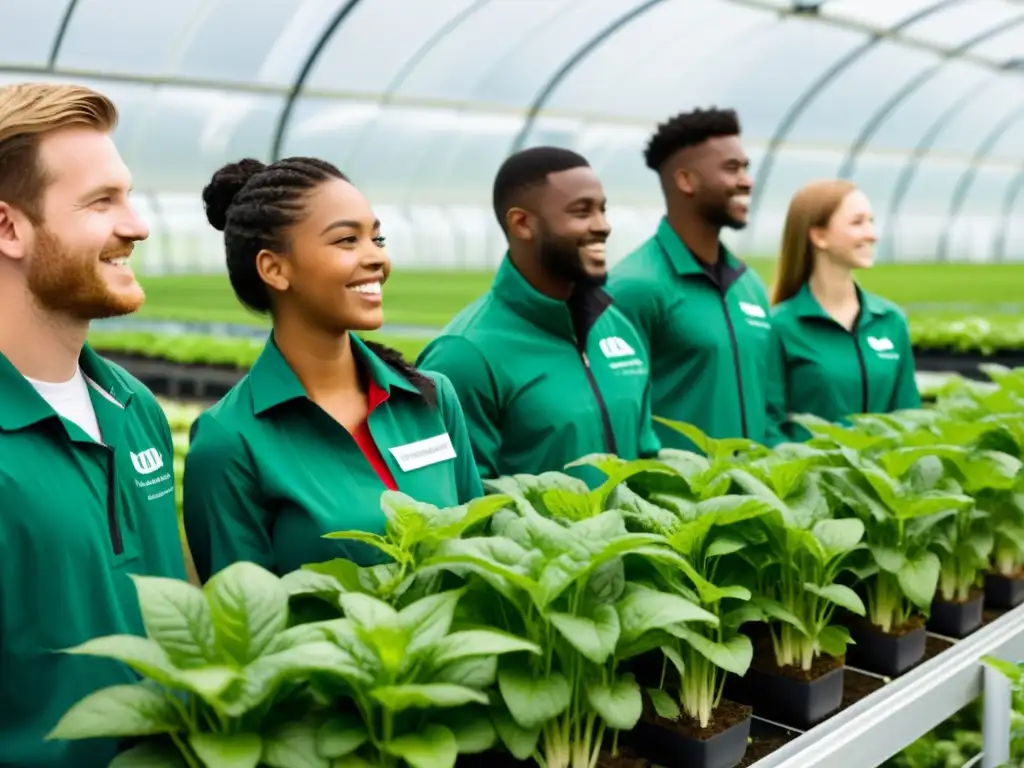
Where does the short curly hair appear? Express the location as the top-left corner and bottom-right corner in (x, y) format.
(643, 107), (741, 172)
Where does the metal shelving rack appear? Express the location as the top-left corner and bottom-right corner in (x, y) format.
(751, 604), (1024, 768)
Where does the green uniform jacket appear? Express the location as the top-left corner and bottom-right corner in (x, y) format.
(415, 257), (660, 486)
(608, 218), (772, 450)
(0, 346), (186, 768)
(765, 283), (922, 445)
(183, 334), (482, 580)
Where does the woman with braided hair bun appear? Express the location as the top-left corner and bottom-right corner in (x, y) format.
(182, 156), (483, 580)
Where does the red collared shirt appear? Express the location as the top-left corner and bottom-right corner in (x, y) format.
(351, 378), (398, 490)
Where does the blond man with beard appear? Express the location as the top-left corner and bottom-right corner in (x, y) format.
(0, 83), (186, 768)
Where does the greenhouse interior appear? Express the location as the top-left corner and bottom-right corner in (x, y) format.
(2, 0), (1024, 767)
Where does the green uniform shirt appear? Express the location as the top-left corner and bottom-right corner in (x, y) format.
(183, 334), (483, 580)
(765, 283), (922, 445)
(415, 256), (660, 486)
(0, 346), (185, 768)
(608, 217), (772, 450)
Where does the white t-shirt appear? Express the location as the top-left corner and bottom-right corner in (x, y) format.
(25, 366), (103, 442)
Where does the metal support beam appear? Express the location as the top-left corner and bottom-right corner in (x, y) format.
(992, 165), (1024, 261)
(882, 76), (1004, 261)
(743, 0), (963, 245)
(838, 15), (1024, 180)
(508, 0), (667, 155)
(47, 0), (81, 69)
(936, 102), (1024, 261)
(981, 662), (1012, 768)
(269, 0), (366, 162)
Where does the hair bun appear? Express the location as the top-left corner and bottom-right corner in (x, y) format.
(202, 158), (267, 232)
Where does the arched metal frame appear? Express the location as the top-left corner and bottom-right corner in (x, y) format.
(883, 75), (1005, 260)
(48, 0), (81, 68)
(269, 0), (368, 161)
(742, 0), (964, 243)
(507, 0), (668, 155)
(936, 102), (1024, 260)
(838, 15), (1024, 179)
(993, 164), (1024, 261)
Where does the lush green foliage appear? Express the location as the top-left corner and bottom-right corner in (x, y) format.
(51, 367), (1024, 767)
(90, 313), (1024, 374)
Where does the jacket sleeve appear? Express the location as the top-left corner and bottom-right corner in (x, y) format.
(432, 371), (485, 503)
(638, 378), (662, 458)
(416, 336), (503, 480)
(183, 414), (275, 582)
(764, 325), (793, 447)
(889, 315), (922, 411)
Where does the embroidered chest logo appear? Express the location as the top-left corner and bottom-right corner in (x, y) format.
(597, 336), (647, 375)
(867, 336), (900, 360)
(130, 447), (173, 500)
(130, 447), (164, 475)
(738, 301), (771, 329)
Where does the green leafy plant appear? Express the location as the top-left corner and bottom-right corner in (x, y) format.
(423, 505), (715, 768)
(733, 449), (868, 669)
(47, 562), (364, 767)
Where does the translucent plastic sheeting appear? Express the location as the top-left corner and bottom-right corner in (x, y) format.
(0, 0), (68, 66)
(52, 0), (344, 86)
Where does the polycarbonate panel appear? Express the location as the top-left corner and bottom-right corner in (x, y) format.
(824, 0), (956, 29)
(927, 76), (1023, 153)
(784, 43), (941, 145)
(461, 0), (660, 108)
(946, 164), (1018, 261)
(303, 0), (482, 95)
(57, 0), (337, 84)
(169, 0), (345, 84)
(282, 99), (522, 205)
(543, 2), (776, 121)
(987, 118), (1024, 160)
(385, 0), (578, 103)
(859, 60), (990, 150)
(972, 22), (1024, 63)
(889, 157), (966, 258)
(745, 147), (846, 255)
(55, 0), (205, 76)
(846, 152), (910, 216)
(900, 0), (1021, 47)
(572, 10), (864, 140)
(0, 0), (68, 66)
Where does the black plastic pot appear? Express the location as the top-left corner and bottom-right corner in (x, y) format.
(741, 665), (844, 729)
(632, 708), (751, 768)
(985, 573), (1024, 610)
(845, 621), (927, 677)
(928, 593), (984, 638)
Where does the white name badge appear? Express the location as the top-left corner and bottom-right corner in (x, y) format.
(389, 433), (457, 472)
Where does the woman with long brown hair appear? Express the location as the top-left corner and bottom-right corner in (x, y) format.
(764, 179), (920, 445)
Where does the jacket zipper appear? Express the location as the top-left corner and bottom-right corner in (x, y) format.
(719, 295), (749, 439)
(581, 351), (618, 454)
(107, 451), (124, 555)
(850, 327), (869, 413)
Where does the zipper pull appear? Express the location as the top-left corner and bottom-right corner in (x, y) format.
(581, 352), (590, 367)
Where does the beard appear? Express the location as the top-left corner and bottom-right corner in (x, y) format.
(26, 227), (144, 320)
(537, 230), (607, 289)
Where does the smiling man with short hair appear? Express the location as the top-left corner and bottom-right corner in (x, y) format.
(0, 82), (186, 768)
(417, 146), (660, 485)
(608, 107), (773, 451)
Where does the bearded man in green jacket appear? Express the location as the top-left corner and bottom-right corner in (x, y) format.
(608, 107), (773, 451)
(417, 147), (660, 484)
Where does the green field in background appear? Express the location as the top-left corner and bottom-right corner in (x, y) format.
(138, 260), (1024, 330)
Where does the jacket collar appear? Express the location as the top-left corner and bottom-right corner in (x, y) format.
(491, 254), (611, 344)
(791, 282), (889, 322)
(0, 343), (132, 432)
(250, 333), (419, 416)
(654, 216), (748, 290)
